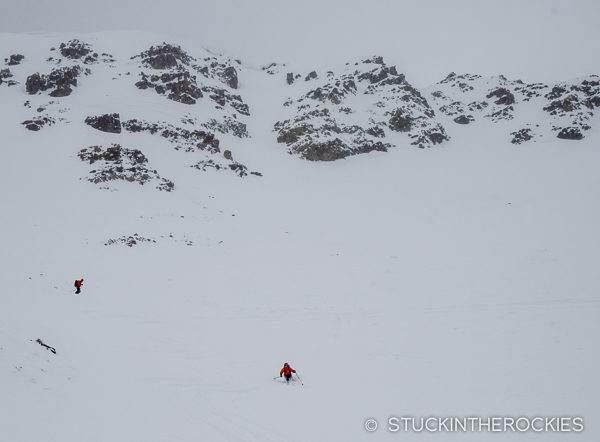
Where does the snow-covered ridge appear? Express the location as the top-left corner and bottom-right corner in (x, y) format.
(277, 63), (600, 159)
(427, 72), (600, 143)
(2, 35), (599, 176)
(275, 56), (449, 160)
(3, 37), (259, 187)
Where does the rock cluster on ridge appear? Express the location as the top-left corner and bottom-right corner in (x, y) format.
(274, 56), (449, 160)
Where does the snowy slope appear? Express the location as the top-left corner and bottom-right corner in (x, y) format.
(1, 32), (599, 442)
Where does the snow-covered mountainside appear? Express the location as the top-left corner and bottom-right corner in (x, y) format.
(1, 32), (599, 442)
(274, 61), (599, 159)
(4, 37), (599, 168)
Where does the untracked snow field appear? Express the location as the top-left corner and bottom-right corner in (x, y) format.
(1, 32), (599, 442)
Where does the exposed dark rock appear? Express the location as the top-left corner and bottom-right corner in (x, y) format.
(366, 126), (385, 138)
(123, 119), (220, 153)
(85, 113), (122, 133)
(78, 144), (174, 191)
(486, 88), (515, 105)
(511, 128), (533, 144)
(50, 85), (73, 97)
(228, 162), (248, 177)
(276, 57), (445, 159)
(388, 109), (412, 132)
(136, 71), (202, 104)
(21, 116), (55, 131)
(358, 63), (404, 86)
(305, 71), (317, 81)
(514, 82), (547, 100)
(302, 138), (388, 161)
(25, 73), (44, 93)
(286, 72), (294, 85)
(157, 180), (175, 191)
(105, 234), (157, 247)
(25, 66), (82, 96)
(6, 54), (24, 65)
(0, 68), (13, 86)
(202, 86), (250, 115)
(133, 43), (192, 69)
(411, 127), (449, 147)
(486, 105), (514, 121)
(430, 72), (597, 142)
(585, 95), (600, 109)
(439, 101), (464, 116)
(191, 156), (258, 178)
(545, 86), (568, 100)
(192, 159), (225, 172)
(223, 150), (233, 160)
(543, 94), (580, 115)
(453, 114), (474, 124)
(59, 40), (97, 64)
(201, 117), (249, 138)
(468, 101), (488, 111)
(426, 131), (448, 144)
(557, 127), (583, 140)
(261, 62), (279, 73)
(79, 144), (146, 165)
(220, 66), (238, 89)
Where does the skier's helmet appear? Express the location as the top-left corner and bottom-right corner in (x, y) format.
(284, 362), (289, 366)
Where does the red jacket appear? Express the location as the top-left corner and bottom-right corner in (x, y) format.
(75, 279), (84, 288)
(280, 365), (295, 376)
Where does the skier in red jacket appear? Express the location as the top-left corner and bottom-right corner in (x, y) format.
(280, 362), (296, 382)
(74, 278), (84, 294)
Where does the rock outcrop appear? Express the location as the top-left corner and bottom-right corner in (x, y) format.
(25, 66), (85, 96)
(59, 40), (98, 64)
(6, 54), (24, 65)
(85, 113), (122, 133)
(122, 119), (259, 177)
(21, 116), (56, 131)
(511, 128), (534, 144)
(132, 43), (249, 112)
(0, 68), (17, 86)
(135, 71), (203, 104)
(427, 72), (600, 143)
(275, 56), (448, 160)
(557, 127), (584, 140)
(78, 144), (174, 191)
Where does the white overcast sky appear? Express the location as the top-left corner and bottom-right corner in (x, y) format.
(1, 0), (599, 85)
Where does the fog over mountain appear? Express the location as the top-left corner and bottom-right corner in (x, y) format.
(2, 0), (600, 85)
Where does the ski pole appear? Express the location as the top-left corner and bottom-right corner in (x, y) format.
(294, 372), (304, 386)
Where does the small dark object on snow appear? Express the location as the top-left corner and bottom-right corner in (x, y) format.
(74, 278), (84, 294)
(35, 338), (56, 354)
